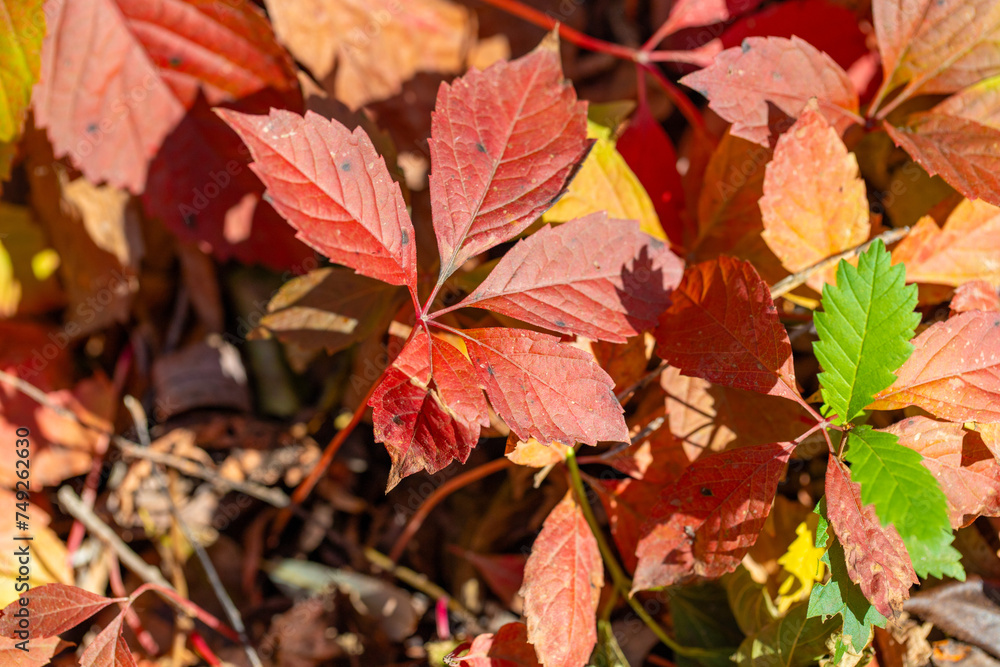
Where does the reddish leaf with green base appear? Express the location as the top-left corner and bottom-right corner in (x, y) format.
(464, 328), (628, 445)
(369, 329), (489, 490)
(825, 460), (917, 618)
(870, 310), (1000, 422)
(632, 441), (794, 592)
(679, 36), (859, 147)
(887, 417), (1000, 528)
(428, 34), (590, 279)
(458, 214), (681, 343)
(218, 108), (418, 292)
(654, 257), (798, 401)
(520, 492), (602, 667)
(35, 0), (298, 193)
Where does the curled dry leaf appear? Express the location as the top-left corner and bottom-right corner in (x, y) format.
(951, 281), (1000, 315)
(446, 622), (541, 667)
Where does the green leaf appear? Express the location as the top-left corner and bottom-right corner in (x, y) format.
(592, 620), (629, 667)
(844, 426), (963, 578)
(806, 500), (885, 654)
(669, 583), (743, 667)
(0, 0), (45, 143)
(723, 566), (777, 636)
(814, 239), (918, 425)
(734, 600), (840, 667)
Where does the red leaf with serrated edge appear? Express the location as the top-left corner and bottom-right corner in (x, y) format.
(632, 441), (793, 592)
(428, 34), (590, 279)
(447, 622), (541, 667)
(720, 0), (870, 74)
(520, 492), (602, 667)
(760, 105), (869, 290)
(874, 0), (1000, 97)
(616, 101), (686, 246)
(870, 311), (1000, 422)
(35, 0), (297, 192)
(370, 329), (489, 490)
(218, 109), (417, 292)
(0, 584), (122, 639)
(886, 417), (1000, 528)
(463, 328), (628, 445)
(885, 114), (1000, 208)
(143, 94), (312, 271)
(0, 636), (61, 666)
(825, 460), (917, 618)
(458, 214), (681, 343)
(952, 281), (1000, 315)
(654, 257), (798, 401)
(606, 419), (691, 483)
(79, 611), (135, 667)
(679, 36), (859, 147)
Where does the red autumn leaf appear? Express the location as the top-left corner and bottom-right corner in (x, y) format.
(951, 281), (1000, 315)
(143, 94), (312, 271)
(653, 0), (763, 37)
(0, 636), (62, 666)
(825, 459), (918, 618)
(885, 113), (1000, 208)
(369, 329), (489, 490)
(0, 584), (122, 639)
(679, 36), (859, 147)
(870, 310), (1000, 422)
(616, 99), (686, 247)
(890, 199), (1000, 287)
(632, 441), (794, 592)
(595, 474), (665, 573)
(720, 0), (870, 74)
(428, 34), (590, 279)
(760, 105), (869, 291)
(520, 491), (602, 667)
(218, 108), (418, 292)
(886, 416), (1000, 528)
(35, 0), (298, 193)
(79, 611), (135, 667)
(457, 214), (681, 343)
(874, 0), (1000, 97)
(591, 336), (649, 395)
(654, 257), (798, 401)
(447, 622), (541, 667)
(463, 328), (628, 445)
(606, 415), (692, 483)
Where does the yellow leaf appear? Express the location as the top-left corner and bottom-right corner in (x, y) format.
(0, 490), (72, 609)
(543, 120), (664, 240)
(775, 521), (825, 613)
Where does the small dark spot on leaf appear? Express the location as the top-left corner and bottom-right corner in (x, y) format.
(772, 71), (782, 81)
(487, 365), (495, 376)
(555, 320), (566, 328)
(392, 415), (404, 425)
(169, 56), (182, 67)
(741, 39), (751, 53)
(994, 318), (999, 327)
(183, 212), (197, 228)
(401, 230), (409, 246)
(700, 487), (713, 497)
(86, 123), (98, 134)
(341, 162), (351, 171)
(476, 142), (487, 153)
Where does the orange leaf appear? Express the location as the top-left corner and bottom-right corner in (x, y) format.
(760, 106), (869, 291)
(520, 492), (602, 667)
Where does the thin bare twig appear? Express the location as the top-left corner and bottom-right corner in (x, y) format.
(0, 369), (288, 507)
(123, 397), (263, 667)
(769, 227), (911, 300)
